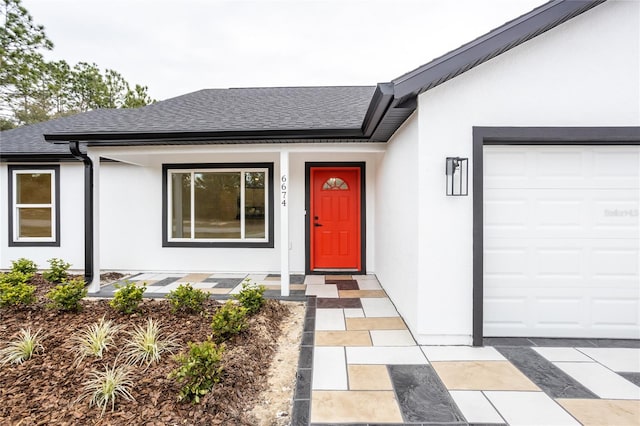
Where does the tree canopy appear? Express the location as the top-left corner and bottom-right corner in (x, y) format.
(0, 0), (154, 130)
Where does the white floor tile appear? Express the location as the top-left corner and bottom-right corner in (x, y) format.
(316, 309), (346, 331)
(343, 308), (365, 318)
(246, 274), (267, 281)
(421, 346), (506, 362)
(346, 346), (428, 365)
(162, 282), (186, 291)
(449, 391), (504, 424)
(360, 298), (398, 317)
(355, 279), (382, 290)
(304, 275), (325, 285)
(532, 347), (593, 363)
(312, 346), (347, 390)
(133, 273), (160, 281)
(305, 284), (338, 298)
(191, 282), (217, 289)
(148, 286), (172, 294)
(554, 361), (640, 399)
(484, 391), (579, 426)
(228, 284), (244, 294)
(209, 273), (247, 279)
(356, 274), (378, 280)
(370, 330), (415, 346)
(576, 347), (640, 373)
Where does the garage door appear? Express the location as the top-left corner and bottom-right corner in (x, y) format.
(484, 145), (640, 338)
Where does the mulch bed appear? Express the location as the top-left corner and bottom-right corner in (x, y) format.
(0, 275), (291, 425)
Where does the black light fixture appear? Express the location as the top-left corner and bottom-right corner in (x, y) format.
(446, 157), (468, 196)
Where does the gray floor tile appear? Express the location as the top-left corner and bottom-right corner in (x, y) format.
(528, 338), (597, 347)
(495, 346), (597, 399)
(295, 368), (312, 400)
(292, 399), (310, 426)
(591, 339), (640, 348)
(147, 276), (181, 287)
(299, 346), (313, 369)
(483, 337), (534, 347)
(619, 372), (640, 387)
(388, 365), (464, 423)
(302, 332), (314, 346)
(202, 278), (244, 287)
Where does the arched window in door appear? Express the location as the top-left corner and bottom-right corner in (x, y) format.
(322, 177), (349, 190)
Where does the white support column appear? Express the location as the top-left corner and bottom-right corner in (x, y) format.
(88, 152), (101, 293)
(280, 151), (290, 296)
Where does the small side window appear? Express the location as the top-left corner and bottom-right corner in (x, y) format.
(8, 165), (60, 246)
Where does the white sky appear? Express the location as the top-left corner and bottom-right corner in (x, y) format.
(24, 0), (545, 101)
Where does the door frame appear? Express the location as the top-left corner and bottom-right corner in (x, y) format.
(472, 126), (640, 346)
(305, 162), (366, 275)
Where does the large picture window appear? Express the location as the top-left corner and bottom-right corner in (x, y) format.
(8, 165), (60, 246)
(163, 163), (274, 247)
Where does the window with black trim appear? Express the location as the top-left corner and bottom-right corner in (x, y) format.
(8, 165), (60, 246)
(163, 163), (274, 248)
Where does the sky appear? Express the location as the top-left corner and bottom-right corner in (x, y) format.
(24, 0), (545, 102)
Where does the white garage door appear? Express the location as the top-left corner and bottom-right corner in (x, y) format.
(484, 145), (640, 338)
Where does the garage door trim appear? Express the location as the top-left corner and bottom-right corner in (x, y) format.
(472, 126), (640, 346)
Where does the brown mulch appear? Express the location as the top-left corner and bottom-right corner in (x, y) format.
(0, 275), (292, 425)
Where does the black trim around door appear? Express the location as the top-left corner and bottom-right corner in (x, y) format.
(305, 162), (366, 275)
(472, 126), (640, 346)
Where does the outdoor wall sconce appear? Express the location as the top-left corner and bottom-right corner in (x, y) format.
(445, 157), (468, 196)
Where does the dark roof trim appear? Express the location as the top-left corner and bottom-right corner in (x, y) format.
(45, 128), (367, 145)
(0, 153), (76, 162)
(361, 83), (394, 137)
(475, 126), (640, 143)
(391, 0), (606, 106)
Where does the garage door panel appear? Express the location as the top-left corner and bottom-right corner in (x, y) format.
(484, 145), (640, 339)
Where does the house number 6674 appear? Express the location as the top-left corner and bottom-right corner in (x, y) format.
(281, 175), (287, 206)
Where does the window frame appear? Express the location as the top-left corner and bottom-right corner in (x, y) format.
(162, 163), (274, 248)
(8, 165), (61, 247)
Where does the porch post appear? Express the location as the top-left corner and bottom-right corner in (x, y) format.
(280, 151), (290, 296)
(88, 152), (101, 293)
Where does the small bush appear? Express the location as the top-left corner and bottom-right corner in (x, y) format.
(123, 318), (178, 367)
(43, 258), (71, 283)
(210, 301), (247, 342)
(0, 281), (36, 307)
(11, 258), (37, 275)
(80, 363), (135, 416)
(232, 280), (266, 315)
(170, 339), (225, 403)
(0, 328), (44, 365)
(73, 317), (121, 363)
(0, 270), (33, 286)
(166, 283), (208, 314)
(46, 278), (87, 312)
(110, 281), (146, 314)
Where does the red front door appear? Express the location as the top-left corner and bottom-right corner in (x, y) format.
(310, 167), (361, 271)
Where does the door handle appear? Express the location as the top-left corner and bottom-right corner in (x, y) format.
(314, 223), (323, 227)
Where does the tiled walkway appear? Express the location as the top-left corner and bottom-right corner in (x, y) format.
(292, 275), (640, 426)
(96, 272), (307, 300)
(98, 272), (640, 425)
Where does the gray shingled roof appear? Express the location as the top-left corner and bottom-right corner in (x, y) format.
(1, 86), (375, 155)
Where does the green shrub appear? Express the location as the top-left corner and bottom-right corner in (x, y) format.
(170, 339), (225, 403)
(0, 270), (33, 286)
(232, 280), (266, 315)
(210, 301), (247, 342)
(11, 258), (37, 275)
(43, 258), (71, 283)
(46, 278), (87, 312)
(109, 281), (146, 314)
(0, 328), (44, 365)
(166, 283), (208, 314)
(0, 281), (36, 307)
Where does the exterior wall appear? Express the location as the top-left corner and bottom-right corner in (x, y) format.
(0, 162), (85, 271)
(97, 146), (381, 273)
(374, 113), (420, 334)
(414, 0), (640, 344)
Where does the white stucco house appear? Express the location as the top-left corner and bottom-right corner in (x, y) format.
(1, 0), (638, 345)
